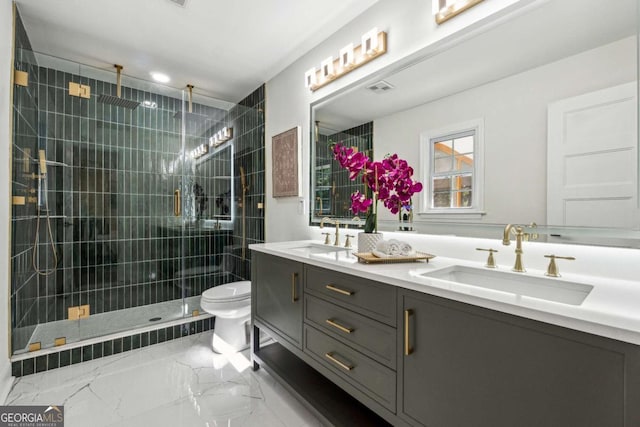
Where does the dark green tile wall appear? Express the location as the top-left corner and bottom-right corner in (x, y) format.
(10, 8), (265, 354)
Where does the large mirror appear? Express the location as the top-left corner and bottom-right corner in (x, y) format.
(311, 0), (640, 247)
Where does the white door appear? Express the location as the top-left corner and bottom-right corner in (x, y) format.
(547, 82), (638, 228)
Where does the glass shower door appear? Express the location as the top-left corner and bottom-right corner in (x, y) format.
(176, 88), (235, 315)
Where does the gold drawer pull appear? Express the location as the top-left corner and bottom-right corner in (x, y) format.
(325, 284), (353, 296)
(325, 352), (353, 371)
(404, 309), (413, 356)
(291, 273), (299, 302)
(326, 319), (354, 334)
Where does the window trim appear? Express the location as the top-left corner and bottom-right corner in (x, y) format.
(418, 118), (485, 219)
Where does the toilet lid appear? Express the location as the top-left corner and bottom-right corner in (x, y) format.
(202, 281), (251, 302)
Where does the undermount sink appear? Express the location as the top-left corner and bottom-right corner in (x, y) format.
(420, 265), (593, 306)
(286, 243), (357, 263)
(288, 243), (351, 254)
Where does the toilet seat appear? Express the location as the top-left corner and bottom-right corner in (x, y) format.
(202, 281), (251, 303)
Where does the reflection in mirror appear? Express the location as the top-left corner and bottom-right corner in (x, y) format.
(313, 121), (373, 219)
(432, 136), (474, 209)
(311, 0), (640, 247)
(193, 143), (233, 225)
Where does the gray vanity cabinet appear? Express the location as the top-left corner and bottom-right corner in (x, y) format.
(398, 288), (640, 427)
(253, 252), (304, 348)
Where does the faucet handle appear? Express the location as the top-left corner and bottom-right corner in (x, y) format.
(344, 234), (354, 248)
(322, 232), (331, 245)
(476, 248), (498, 268)
(523, 222), (539, 241)
(544, 254), (575, 277)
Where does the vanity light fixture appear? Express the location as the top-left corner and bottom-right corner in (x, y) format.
(304, 68), (317, 89)
(339, 43), (355, 69)
(361, 27), (379, 56)
(434, 0), (484, 24)
(209, 126), (233, 148)
(321, 57), (335, 80)
(150, 72), (170, 83)
(305, 28), (387, 92)
(141, 100), (157, 108)
(191, 143), (209, 160)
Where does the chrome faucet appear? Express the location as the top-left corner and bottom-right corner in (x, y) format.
(320, 217), (341, 246)
(502, 224), (525, 272)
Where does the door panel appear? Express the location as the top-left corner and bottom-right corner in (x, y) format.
(547, 82), (638, 228)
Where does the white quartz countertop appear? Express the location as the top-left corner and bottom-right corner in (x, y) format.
(250, 240), (640, 346)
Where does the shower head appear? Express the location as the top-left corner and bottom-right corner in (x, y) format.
(98, 94), (140, 109)
(36, 150), (48, 211)
(172, 110), (208, 121)
(98, 64), (140, 109)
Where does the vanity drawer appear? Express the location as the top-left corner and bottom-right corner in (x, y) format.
(304, 294), (396, 369)
(305, 265), (396, 326)
(304, 324), (396, 412)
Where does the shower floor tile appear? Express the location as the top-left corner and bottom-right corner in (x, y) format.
(13, 296), (204, 354)
(5, 332), (322, 427)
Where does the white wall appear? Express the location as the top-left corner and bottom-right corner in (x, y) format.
(375, 36), (637, 226)
(265, 0), (527, 242)
(1, 0), (14, 401)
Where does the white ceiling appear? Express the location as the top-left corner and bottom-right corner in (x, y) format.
(15, 0), (379, 103)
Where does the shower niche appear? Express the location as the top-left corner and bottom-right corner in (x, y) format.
(10, 30), (265, 366)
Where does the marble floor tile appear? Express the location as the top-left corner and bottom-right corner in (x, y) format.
(5, 332), (321, 427)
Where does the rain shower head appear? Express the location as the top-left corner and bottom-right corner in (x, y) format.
(98, 94), (140, 109)
(98, 64), (140, 109)
(172, 110), (208, 121)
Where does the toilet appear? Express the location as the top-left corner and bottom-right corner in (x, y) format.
(200, 281), (252, 354)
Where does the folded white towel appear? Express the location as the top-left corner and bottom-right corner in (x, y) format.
(400, 241), (415, 256)
(387, 239), (415, 257)
(376, 239), (400, 256)
(372, 249), (391, 258)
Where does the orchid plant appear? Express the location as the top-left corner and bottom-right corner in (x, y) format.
(331, 143), (423, 233)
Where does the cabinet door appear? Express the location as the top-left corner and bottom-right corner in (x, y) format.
(253, 253), (304, 348)
(398, 289), (640, 427)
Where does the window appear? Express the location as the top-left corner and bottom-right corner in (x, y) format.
(420, 119), (485, 218)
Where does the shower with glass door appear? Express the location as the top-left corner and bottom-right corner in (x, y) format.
(10, 42), (249, 359)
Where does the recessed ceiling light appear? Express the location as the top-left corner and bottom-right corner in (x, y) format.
(150, 72), (170, 83)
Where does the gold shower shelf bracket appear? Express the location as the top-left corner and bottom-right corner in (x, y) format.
(68, 304), (90, 320)
(69, 81), (91, 99)
(14, 70), (28, 87)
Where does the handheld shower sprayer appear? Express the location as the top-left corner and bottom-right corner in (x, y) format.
(32, 149), (58, 275)
(240, 166), (247, 260)
(37, 149), (48, 212)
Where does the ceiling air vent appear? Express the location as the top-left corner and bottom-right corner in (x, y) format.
(366, 80), (395, 94)
(168, 0), (187, 6)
